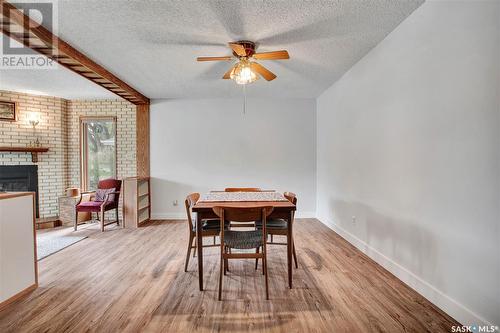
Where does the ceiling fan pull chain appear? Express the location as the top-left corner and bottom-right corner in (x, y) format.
(243, 84), (247, 115)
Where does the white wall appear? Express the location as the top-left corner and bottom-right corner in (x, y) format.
(0, 194), (37, 304)
(151, 98), (316, 218)
(316, 0), (499, 327)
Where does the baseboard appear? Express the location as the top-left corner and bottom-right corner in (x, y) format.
(295, 211), (316, 218)
(151, 213), (185, 220)
(0, 283), (37, 311)
(317, 217), (491, 327)
(152, 211), (317, 220)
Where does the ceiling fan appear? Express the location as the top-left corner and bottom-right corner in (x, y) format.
(196, 40), (289, 85)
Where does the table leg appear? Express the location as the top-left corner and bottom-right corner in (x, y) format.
(196, 212), (204, 291)
(287, 210), (293, 288)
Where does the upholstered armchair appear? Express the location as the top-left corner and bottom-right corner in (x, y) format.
(75, 178), (122, 232)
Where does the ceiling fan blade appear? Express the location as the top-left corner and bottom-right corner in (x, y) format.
(250, 62), (277, 81)
(197, 56), (232, 62)
(223, 64), (237, 79)
(228, 42), (247, 57)
(253, 50), (290, 60)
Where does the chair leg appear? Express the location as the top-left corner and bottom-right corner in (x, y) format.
(261, 246), (265, 275)
(184, 234), (194, 272)
(100, 208), (105, 232)
(293, 241), (298, 269)
(223, 246), (227, 275)
(218, 251), (224, 301)
(193, 235), (197, 258)
(74, 210), (78, 231)
(255, 247), (259, 270)
(263, 255), (269, 300)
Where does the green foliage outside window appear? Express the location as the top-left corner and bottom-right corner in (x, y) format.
(83, 120), (116, 190)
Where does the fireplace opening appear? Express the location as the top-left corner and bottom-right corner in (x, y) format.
(0, 165), (39, 218)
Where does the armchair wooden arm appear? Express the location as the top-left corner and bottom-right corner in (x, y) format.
(76, 191), (95, 205)
(103, 191), (121, 204)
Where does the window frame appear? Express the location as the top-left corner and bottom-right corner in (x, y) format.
(79, 116), (118, 191)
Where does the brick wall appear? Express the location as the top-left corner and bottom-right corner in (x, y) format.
(0, 91), (67, 217)
(66, 100), (136, 220)
(66, 99), (136, 187)
(0, 90), (136, 219)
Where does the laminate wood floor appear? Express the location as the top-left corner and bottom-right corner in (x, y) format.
(0, 219), (459, 333)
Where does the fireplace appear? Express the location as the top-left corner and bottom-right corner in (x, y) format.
(0, 165), (39, 218)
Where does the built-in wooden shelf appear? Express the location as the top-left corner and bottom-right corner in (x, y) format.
(0, 146), (49, 163)
(123, 177), (151, 229)
(138, 203), (150, 211)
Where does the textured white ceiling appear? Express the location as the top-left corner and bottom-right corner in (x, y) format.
(1, 0), (424, 99)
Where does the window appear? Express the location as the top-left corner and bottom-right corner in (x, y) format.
(80, 117), (117, 191)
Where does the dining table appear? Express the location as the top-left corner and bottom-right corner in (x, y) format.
(191, 191), (297, 291)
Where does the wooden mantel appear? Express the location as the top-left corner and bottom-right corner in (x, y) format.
(0, 146), (49, 163)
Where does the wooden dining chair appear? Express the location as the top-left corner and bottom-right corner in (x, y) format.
(224, 187), (262, 192)
(184, 193), (228, 272)
(224, 187), (263, 228)
(255, 192), (299, 270)
(213, 205), (274, 300)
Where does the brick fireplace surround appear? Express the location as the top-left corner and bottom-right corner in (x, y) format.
(0, 90), (137, 219)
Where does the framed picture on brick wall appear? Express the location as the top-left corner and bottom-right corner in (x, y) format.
(0, 101), (16, 121)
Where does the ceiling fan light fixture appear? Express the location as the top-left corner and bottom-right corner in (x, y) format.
(197, 41), (286, 83)
(230, 59), (258, 85)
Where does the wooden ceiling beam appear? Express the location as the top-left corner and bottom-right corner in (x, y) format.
(102, 84), (120, 88)
(0, 0), (150, 105)
(81, 73), (102, 78)
(92, 79), (110, 84)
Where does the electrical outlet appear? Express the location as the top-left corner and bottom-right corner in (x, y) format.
(173, 200), (178, 206)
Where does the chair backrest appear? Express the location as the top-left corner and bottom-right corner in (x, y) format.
(213, 206), (273, 222)
(284, 191), (297, 205)
(98, 178), (122, 205)
(185, 193), (200, 232)
(224, 187), (262, 192)
(212, 206), (273, 246)
(284, 192), (297, 220)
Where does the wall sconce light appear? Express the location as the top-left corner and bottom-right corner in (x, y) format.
(28, 112), (40, 128)
(27, 112), (41, 147)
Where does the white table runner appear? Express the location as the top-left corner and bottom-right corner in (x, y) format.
(200, 191), (288, 202)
